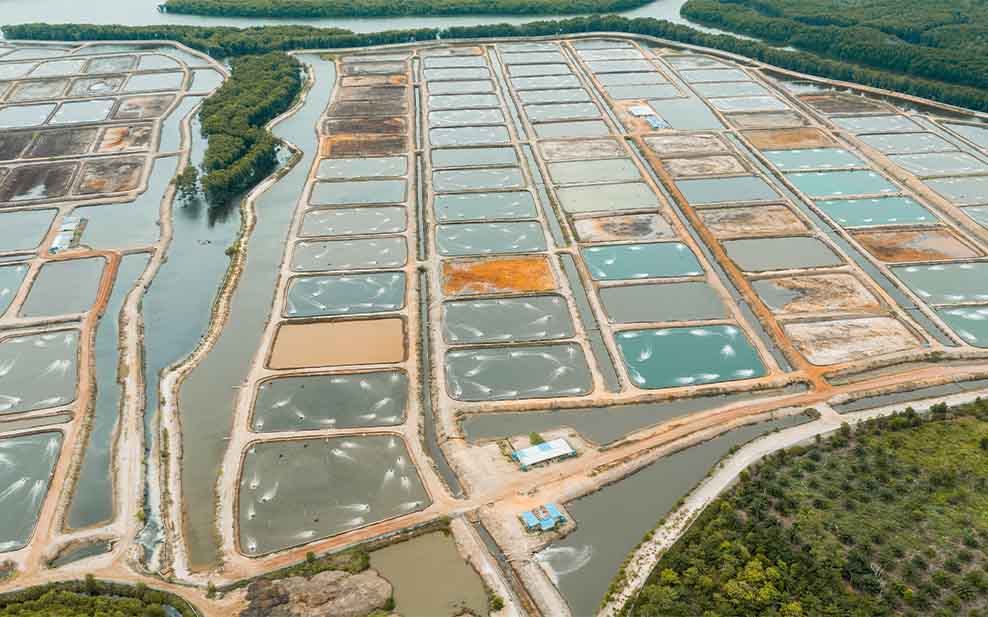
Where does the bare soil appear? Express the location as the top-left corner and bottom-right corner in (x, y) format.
(113, 94), (176, 120)
(755, 273), (883, 315)
(726, 111), (806, 129)
(573, 212), (677, 242)
(97, 125), (153, 153)
(76, 156), (145, 194)
(644, 133), (728, 156)
(268, 318), (406, 369)
(698, 204), (807, 238)
(338, 85), (407, 101)
(662, 155), (747, 177)
(784, 317), (920, 365)
(0, 161), (77, 203)
(800, 92), (890, 114)
(853, 228), (983, 263)
(744, 128), (835, 150)
(321, 134), (408, 157)
(324, 116), (406, 135)
(0, 132), (33, 161)
(27, 128), (99, 158)
(539, 138), (626, 161)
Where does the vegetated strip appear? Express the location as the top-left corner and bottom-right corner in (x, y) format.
(162, 0), (652, 18)
(0, 578), (200, 616)
(7, 14), (988, 112)
(196, 51), (303, 205)
(627, 399), (988, 616)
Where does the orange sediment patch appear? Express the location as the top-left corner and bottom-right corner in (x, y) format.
(852, 228), (983, 263)
(441, 256), (556, 297)
(268, 318), (405, 369)
(743, 128), (835, 150)
(321, 135), (408, 157)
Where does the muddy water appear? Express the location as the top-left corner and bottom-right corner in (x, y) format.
(557, 182), (659, 214)
(269, 318), (405, 369)
(19, 256), (105, 317)
(581, 242), (702, 280)
(67, 254), (149, 529)
(599, 281), (726, 323)
(371, 532), (489, 617)
(445, 343), (592, 401)
(238, 435), (429, 555)
(433, 191), (537, 222)
(436, 222), (546, 256)
(0, 209), (55, 252)
(615, 324), (764, 389)
(548, 159), (640, 185)
(924, 176), (988, 206)
(0, 431), (62, 553)
(724, 237), (843, 272)
(0, 330), (78, 416)
(49, 540), (113, 567)
(285, 272), (405, 318)
(892, 262), (988, 305)
(0, 263), (27, 316)
(176, 56), (337, 569)
(442, 295), (575, 344)
(252, 371), (407, 432)
(540, 414), (811, 616)
(815, 196), (938, 228)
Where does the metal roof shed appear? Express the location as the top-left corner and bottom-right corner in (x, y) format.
(512, 438), (575, 470)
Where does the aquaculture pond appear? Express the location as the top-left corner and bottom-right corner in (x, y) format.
(556, 182), (659, 214)
(18, 257), (105, 317)
(890, 152), (988, 176)
(268, 319), (405, 370)
(0, 431), (62, 552)
(581, 243), (702, 280)
(371, 532), (489, 617)
(946, 123), (988, 149)
(435, 222), (546, 256)
(599, 281), (727, 323)
(252, 371), (407, 432)
(299, 207), (406, 237)
(762, 148), (864, 171)
(284, 272), (406, 318)
(724, 237), (843, 272)
(547, 159), (641, 185)
(539, 414), (812, 617)
(832, 115), (920, 133)
(534, 121), (610, 139)
(431, 146), (516, 168)
(937, 305), (988, 347)
(786, 170), (898, 197)
(924, 176), (988, 206)
(646, 98), (724, 130)
(432, 168), (524, 192)
(892, 262), (988, 305)
(442, 295), (575, 344)
(0, 209), (55, 252)
(238, 435), (429, 555)
(310, 179), (406, 206)
(291, 237), (407, 271)
(0, 330), (78, 415)
(615, 324), (765, 389)
(858, 132), (956, 154)
(815, 197), (938, 228)
(675, 176), (778, 205)
(445, 343), (592, 401)
(0, 263), (27, 316)
(316, 155), (407, 179)
(433, 191), (537, 222)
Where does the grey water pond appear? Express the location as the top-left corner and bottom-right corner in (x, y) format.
(299, 206), (406, 237)
(547, 158), (641, 185)
(19, 256), (105, 317)
(762, 148), (865, 171)
(432, 168), (524, 192)
(310, 179), (406, 206)
(557, 182), (659, 214)
(252, 371), (408, 432)
(678, 68), (750, 82)
(431, 146), (517, 168)
(858, 132), (956, 155)
(427, 80), (493, 95)
(0, 264), (28, 316)
(518, 89), (590, 104)
(428, 108), (505, 126)
(0, 330), (79, 415)
(428, 94), (500, 110)
(605, 84), (679, 100)
(442, 295), (574, 344)
(581, 242), (702, 280)
(599, 281), (727, 323)
(890, 152), (988, 177)
(892, 262), (988, 305)
(445, 343), (592, 401)
(291, 237), (407, 271)
(832, 115), (920, 133)
(0, 431), (62, 552)
(524, 102), (600, 122)
(534, 120), (610, 139)
(647, 98), (724, 130)
(433, 191), (537, 222)
(238, 435), (429, 555)
(924, 176), (988, 206)
(316, 156), (407, 179)
(724, 237), (843, 272)
(675, 176), (778, 205)
(0, 209), (55, 252)
(285, 272), (406, 318)
(435, 222), (546, 256)
(430, 125), (511, 147)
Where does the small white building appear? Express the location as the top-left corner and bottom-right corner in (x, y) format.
(512, 438), (575, 471)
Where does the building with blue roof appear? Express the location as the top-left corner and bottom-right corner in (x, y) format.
(520, 503), (566, 532)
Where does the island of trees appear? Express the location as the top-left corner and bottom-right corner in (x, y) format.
(163, 0), (652, 18)
(628, 398), (988, 616)
(0, 577), (198, 617)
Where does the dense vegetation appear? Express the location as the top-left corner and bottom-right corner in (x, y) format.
(198, 52), (302, 205)
(7, 15), (988, 112)
(628, 398), (988, 617)
(163, 0), (651, 18)
(682, 0), (988, 93)
(0, 577), (198, 616)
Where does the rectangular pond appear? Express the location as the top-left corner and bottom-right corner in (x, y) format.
(708, 96), (789, 113)
(892, 262), (988, 305)
(534, 121), (610, 139)
(647, 99), (724, 130)
(524, 102), (600, 122)
(785, 170), (898, 197)
(445, 343), (592, 401)
(596, 72), (666, 86)
(675, 176), (779, 205)
(604, 84), (679, 100)
(0, 263), (27, 316)
(433, 191), (537, 222)
(268, 318), (405, 369)
(832, 115), (920, 133)
(762, 148), (865, 171)
(556, 182), (659, 214)
(238, 435), (428, 555)
(428, 93), (500, 110)
(442, 295), (574, 344)
(49, 99), (114, 125)
(431, 146), (517, 168)
(428, 80), (494, 95)
(890, 152), (988, 177)
(937, 305), (988, 348)
(586, 60), (656, 73)
(252, 371), (407, 432)
(310, 179), (406, 206)
(581, 242), (702, 280)
(19, 256), (104, 317)
(692, 81), (770, 97)
(508, 64), (572, 77)
(599, 281), (726, 323)
(316, 156), (407, 179)
(946, 123), (988, 149)
(284, 272), (406, 318)
(924, 176), (988, 206)
(858, 132), (957, 154)
(511, 75), (582, 90)
(724, 236), (843, 272)
(0, 330), (78, 415)
(435, 222), (546, 256)
(518, 89), (591, 104)
(432, 168), (524, 192)
(548, 159), (640, 185)
(291, 237), (407, 272)
(0, 431), (62, 552)
(424, 67), (490, 82)
(815, 196), (938, 228)
(428, 108), (505, 127)
(615, 324), (765, 389)
(429, 125), (511, 147)
(299, 206), (406, 238)
(442, 255), (555, 297)
(678, 68), (750, 83)
(573, 213), (676, 243)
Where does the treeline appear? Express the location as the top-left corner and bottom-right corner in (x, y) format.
(198, 52), (302, 205)
(627, 397), (988, 616)
(0, 577), (198, 616)
(163, 0), (652, 18)
(6, 15), (988, 111)
(682, 0), (988, 92)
